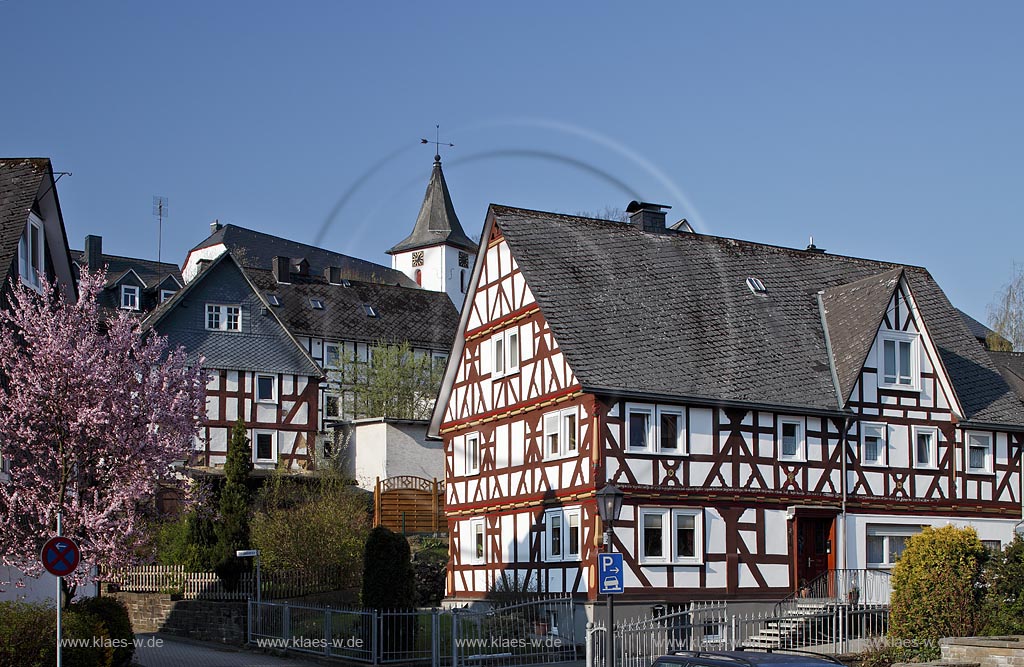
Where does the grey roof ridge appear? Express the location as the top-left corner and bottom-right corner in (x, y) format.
(143, 251), (323, 379)
(488, 203), (932, 272)
(72, 248), (183, 271)
(816, 290), (845, 411)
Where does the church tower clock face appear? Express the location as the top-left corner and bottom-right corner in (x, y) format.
(412, 251), (425, 267)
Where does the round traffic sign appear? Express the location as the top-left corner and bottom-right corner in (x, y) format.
(40, 536), (80, 577)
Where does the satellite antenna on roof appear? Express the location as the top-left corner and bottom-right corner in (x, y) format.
(153, 196), (168, 263)
(420, 124), (454, 163)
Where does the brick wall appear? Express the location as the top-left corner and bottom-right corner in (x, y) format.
(103, 586), (247, 645)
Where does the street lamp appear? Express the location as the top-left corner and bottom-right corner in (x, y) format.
(1014, 520), (1024, 540)
(596, 484), (623, 666)
(236, 549), (261, 605)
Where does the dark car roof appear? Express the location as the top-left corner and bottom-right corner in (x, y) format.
(653, 650), (840, 667)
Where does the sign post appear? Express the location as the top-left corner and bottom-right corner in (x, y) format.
(41, 512), (81, 667)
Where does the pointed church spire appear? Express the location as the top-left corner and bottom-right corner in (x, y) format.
(387, 157), (478, 255)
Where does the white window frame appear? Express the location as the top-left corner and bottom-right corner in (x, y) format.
(325, 393), (341, 420)
(120, 285), (140, 310)
(544, 507), (582, 562)
(860, 422), (888, 467)
(639, 507), (704, 565)
(255, 374), (276, 404)
(160, 289), (176, 303)
(966, 431), (993, 474)
(778, 417), (806, 462)
(657, 406), (686, 454)
(877, 330), (921, 391)
(468, 518), (486, 565)
(206, 304), (242, 332)
(543, 407), (579, 459)
(491, 327), (520, 378)
(866, 524), (920, 569)
(626, 403), (656, 453)
(324, 343), (342, 369)
(18, 214), (44, 292)
(627, 403), (686, 454)
(912, 426), (938, 470)
(252, 430), (278, 464)
(465, 432), (480, 475)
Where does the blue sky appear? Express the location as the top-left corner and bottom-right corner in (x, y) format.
(3, 1), (1022, 322)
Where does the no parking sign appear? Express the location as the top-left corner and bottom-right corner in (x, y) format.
(40, 536), (80, 577)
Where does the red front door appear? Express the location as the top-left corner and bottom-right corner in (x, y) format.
(795, 516), (834, 593)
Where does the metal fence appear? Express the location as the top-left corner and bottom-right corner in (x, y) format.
(586, 601), (889, 667)
(249, 595), (582, 666)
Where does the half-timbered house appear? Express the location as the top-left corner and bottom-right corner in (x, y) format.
(150, 221), (459, 474)
(430, 202), (1024, 616)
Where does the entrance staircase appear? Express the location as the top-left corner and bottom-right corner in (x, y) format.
(740, 569), (892, 650)
(742, 598), (835, 649)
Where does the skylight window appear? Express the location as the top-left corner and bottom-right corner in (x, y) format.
(310, 298), (325, 310)
(363, 304), (378, 318)
(341, 279), (352, 288)
(746, 277), (767, 294)
(267, 294), (282, 307)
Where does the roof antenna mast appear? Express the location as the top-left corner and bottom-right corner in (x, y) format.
(420, 124), (454, 163)
(153, 196), (168, 263)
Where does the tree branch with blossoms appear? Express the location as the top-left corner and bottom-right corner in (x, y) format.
(0, 270), (206, 601)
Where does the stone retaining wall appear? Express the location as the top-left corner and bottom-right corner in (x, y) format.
(102, 585), (247, 644)
(942, 636), (1024, 667)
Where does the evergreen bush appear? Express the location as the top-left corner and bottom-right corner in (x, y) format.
(889, 525), (986, 659)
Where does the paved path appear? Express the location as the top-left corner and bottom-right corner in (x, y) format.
(133, 633), (323, 667)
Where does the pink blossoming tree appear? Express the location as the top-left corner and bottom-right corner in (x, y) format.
(0, 271), (206, 599)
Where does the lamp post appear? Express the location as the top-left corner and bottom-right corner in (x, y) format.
(1014, 520), (1024, 540)
(236, 549), (261, 605)
(596, 484), (623, 667)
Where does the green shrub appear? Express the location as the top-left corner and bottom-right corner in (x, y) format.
(412, 537), (448, 607)
(981, 535), (1024, 634)
(889, 525), (986, 659)
(73, 597), (133, 667)
(251, 471), (370, 596)
(0, 600), (112, 667)
(362, 526), (415, 609)
(152, 510), (219, 571)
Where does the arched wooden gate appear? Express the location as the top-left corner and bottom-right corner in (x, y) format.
(373, 476), (445, 535)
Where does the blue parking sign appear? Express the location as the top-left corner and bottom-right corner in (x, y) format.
(598, 553), (624, 594)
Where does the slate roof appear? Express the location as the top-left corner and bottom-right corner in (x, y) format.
(821, 268), (903, 406)
(191, 224), (418, 288)
(958, 308), (1005, 348)
(247, 268), (458, 349)
(0, 159), (49, 284)
(144, 252), (322, 376)
(72, 250), (184, 290)
(487, 205), (1024, 428)
(988, 351), (1024, 403)
(387, 159), (478, 255)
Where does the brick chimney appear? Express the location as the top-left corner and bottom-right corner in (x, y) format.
(272, 256), (290, 283)
(626, 201), (671, 234)
(84, 235), (103, 270)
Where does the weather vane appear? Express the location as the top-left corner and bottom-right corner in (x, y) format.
(420, 124), (453, 162)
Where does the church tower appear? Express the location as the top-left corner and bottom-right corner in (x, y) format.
(388, 155), (478, 310)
